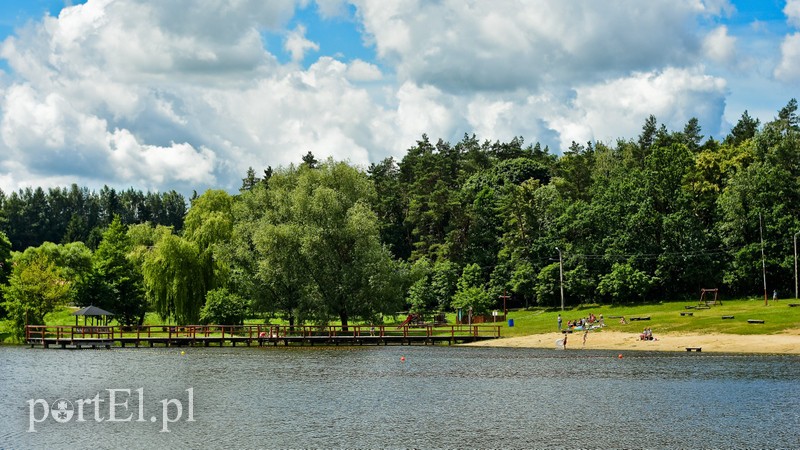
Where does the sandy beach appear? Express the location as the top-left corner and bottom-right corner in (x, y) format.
(464, 329), (800, 354)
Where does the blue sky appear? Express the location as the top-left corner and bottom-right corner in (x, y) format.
(0, 0), (797, 195)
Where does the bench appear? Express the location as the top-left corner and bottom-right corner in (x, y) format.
(629, 316), (650, 321)
(722, 315), (734, 319)
(685, 347), (702, 352)
(789, 303), (799, 307)
(684, 306), (696, 309)
(680, 312), (693, 316)
(747, 319), (765, 324)
(695, 305), (711, 309)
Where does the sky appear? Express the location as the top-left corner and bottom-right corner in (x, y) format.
(0, 0), (797, 196)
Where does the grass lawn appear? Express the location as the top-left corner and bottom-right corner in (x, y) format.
(501, 298), (800, 337)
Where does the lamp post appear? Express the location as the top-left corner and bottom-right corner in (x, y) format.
(759, 213), (767, 305)
(794, 231), (799, 299)
(556, 247), (564, 311)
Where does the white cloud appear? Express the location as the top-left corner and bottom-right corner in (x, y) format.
(345, 59), (382, 81)
(1, 84), (109, 166)
(775, 33), (800, 82)
(107, 129), (217, 186)
(191, 57), (395, 170)
(355, 0), (715, 92)
(786, 0), (800, 28)
(703, 26), (737, 66)
(571, 68), (727, 146)
(284, 24), (319, 63)
(394, 82), (458, 149)
(696, 0), (736, 17)
(0, 0), (752, 197)
(315, 0), (350, 19)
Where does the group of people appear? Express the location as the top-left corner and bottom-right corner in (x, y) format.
(558, 313), (604, 331)
(639, 328), (656, 341)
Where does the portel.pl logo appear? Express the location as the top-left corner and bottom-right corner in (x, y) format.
(27, 388), (194, 433)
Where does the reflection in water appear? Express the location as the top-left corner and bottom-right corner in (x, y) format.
(1, 346), (798, 448)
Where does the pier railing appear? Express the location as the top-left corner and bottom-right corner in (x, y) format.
(26, 323), (501, 343)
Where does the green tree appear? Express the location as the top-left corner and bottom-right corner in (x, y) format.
(13, 241), (93, 305)
(89, 216), (146, 326)
(430, 259), (459, 311)
(246, 161), (406, 329)
(681, 117), (704, 152)
(597, 263), (655, 304)
(200, 288), (248, 325)
(240, 167), (260, 192)
(534, 263), (561, 307)
(368, 157), (412, 259)
(724, 110), (760, 146)
(407, 258), (436, 314)
(301, 151), (318, 168)
(0, 231), (11, 318)
(140, 231), (204, 324)
(2, 253), (71, 340)
(183, 189), (233, 296)
(451, 263), (493, 314)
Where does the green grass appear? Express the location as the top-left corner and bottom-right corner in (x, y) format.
(501, 298), (800, 337)
(2, 298), (798, 344)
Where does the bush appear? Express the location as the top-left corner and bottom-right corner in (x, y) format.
(200, 288), (248, 325)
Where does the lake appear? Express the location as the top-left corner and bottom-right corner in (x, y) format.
(1, 345), (798, 448)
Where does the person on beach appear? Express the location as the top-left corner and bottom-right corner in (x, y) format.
(562, 332), (567, 349)
(558, 314), (562, 331)
(583, 329), (588, 347)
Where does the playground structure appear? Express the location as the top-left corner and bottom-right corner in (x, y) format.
(700, 288), (721, 306)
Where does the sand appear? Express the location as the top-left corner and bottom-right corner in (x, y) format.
(464, 329), (800, 354)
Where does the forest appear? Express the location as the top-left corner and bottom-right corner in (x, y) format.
(0, 99), (798, 337)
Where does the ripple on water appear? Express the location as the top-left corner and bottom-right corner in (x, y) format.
(1, 345), (798, 448)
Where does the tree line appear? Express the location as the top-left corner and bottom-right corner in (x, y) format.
(0, 185), (186, 250)
(0, 99), (798, 338)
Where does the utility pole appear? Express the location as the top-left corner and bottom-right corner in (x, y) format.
(556, 247), (564, 311)
(794, 231), (799, 300)
(498, 290), (511, 318)
(760, 213), (767, 305)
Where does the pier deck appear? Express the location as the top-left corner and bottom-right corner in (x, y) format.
(25, 324), (501, 349)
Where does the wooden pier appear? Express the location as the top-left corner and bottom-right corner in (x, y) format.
(25, 324), (501, 349)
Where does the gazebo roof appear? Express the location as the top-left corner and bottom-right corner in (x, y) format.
(72, 305), (114, 316)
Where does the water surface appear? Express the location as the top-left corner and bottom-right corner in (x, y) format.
(1, 345), (798, 448)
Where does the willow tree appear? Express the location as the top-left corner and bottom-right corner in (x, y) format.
(182, 189), (233, 294)
(141, 232), (204, 324)
(247, 160), (406, 329)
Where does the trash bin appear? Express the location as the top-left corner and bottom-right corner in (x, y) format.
(508, 319), (514, 327)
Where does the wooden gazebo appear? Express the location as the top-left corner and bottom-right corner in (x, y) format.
(72, 305), (114, 327)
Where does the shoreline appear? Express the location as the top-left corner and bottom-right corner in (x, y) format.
(463, 330), (800, 354)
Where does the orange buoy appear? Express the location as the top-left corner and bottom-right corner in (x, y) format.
(400, 356), (406, 362)
(618, 354), (623, 359)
